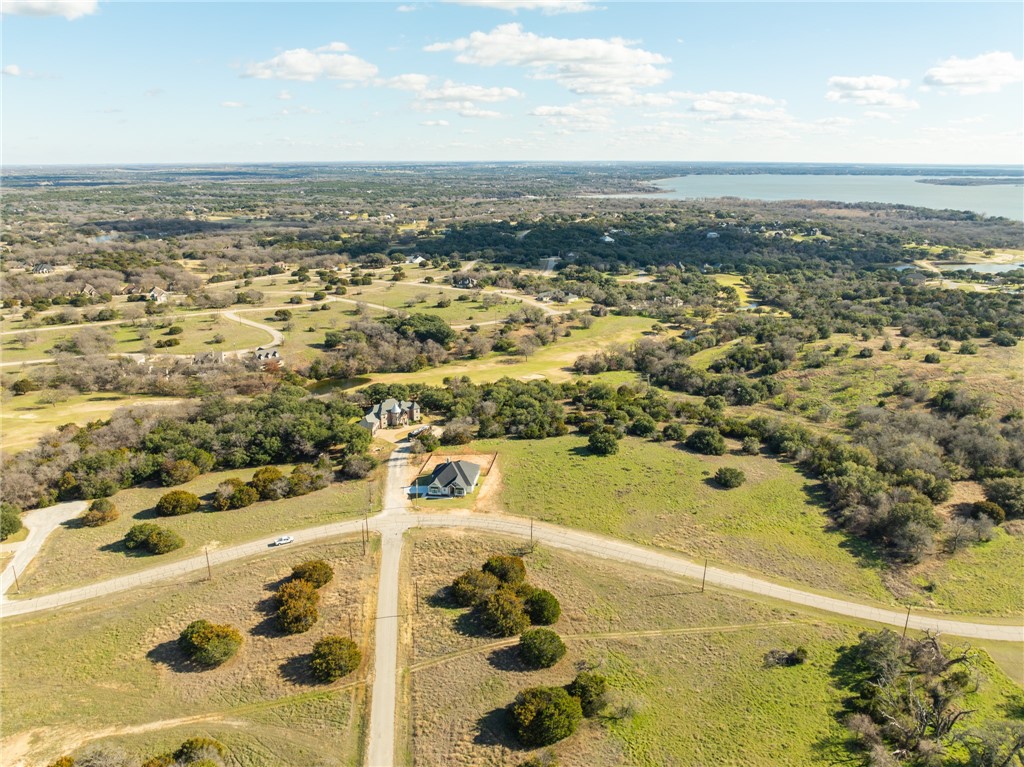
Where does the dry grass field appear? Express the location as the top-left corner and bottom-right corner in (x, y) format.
(1, 537), (378, 767)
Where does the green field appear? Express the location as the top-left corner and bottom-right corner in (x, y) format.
(405, 531), (1021, 767)
(466, 434), (891, 603)
(345, 281), (528, 325)
(17, 466), (380, 596)
(1, 538), (376, 767)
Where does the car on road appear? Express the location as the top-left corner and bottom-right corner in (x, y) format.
(270, 535), (294, 547)
(409, 425), (430, 438)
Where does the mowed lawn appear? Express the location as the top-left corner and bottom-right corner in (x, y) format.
(470, 435), (891, 603)
(17, 466), (380, 596)
(405, 531), (1020, 767)
(1, 539), (375, 767)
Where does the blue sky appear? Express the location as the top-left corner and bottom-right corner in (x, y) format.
(3, 1), (1022, 164)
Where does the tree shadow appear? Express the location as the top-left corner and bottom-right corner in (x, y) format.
(473, 705), (522, 750)
(279, 653), (317, 685)
(61, 515), (88, 530)
(98, 539), (152, 558)
(132, 506), (162, 521)
(1001, 693), (1024, 719)
(426, 586), (458, 610)
(453, 608), (489, 638)
(487, 645), (529, 672)
(147, 639), (207, 673)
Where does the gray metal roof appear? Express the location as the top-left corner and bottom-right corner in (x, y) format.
(427, 459), (481, 491)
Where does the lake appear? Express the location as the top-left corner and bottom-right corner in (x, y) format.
(643, 175), (1023, 221)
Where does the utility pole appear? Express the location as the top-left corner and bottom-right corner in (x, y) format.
(348, 612), (354, 641)
(700, 558), (708, 593)
(530, 519), (534, 550)
(415, 578), (420, 614)
(902, 606), (912, 639)
(205, 547), (212, 581)
(11, 566), (20, 593)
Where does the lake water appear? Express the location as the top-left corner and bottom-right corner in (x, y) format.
(645, 175), (1023, 221)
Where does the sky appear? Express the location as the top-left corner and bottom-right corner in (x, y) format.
(2, 1), (1022, 165)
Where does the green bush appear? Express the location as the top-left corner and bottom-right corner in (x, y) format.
(81, 498), (119, 527)
(212, 478), (244, 511)
(510, 686), (583, 747)
(741, 436), (760, 455)
(47, 758), (75, 767)
(450, 569), (500, 607)
(519, 628), (567, 669)
(662, 422), (687, 441)
(174, 737), (227, 763)
(524, 589), (561, 625)
(416, 431), (441, 452)
(165, 325), (184, 335)
(140, 756), (175, 767)
(155, 490), (200, 517)
(178, 620), (242, 667)
(482, 554), (526, 585)
(983, 477), (1024, 519)
(160, 458), (200, 486)
(713, 467), (746, 488)
(250, 466), (285, 499)
(292, 559), (334, 588)
(628, 414), (657, 437)
(310, 635), (361, 682)
(567, 671), (608, 717)
(479, 588), (530, 637)
(0, 502), (23, 541)
(228, 484), (259, 509)
(923, 352), (941, 363)
(124, 523), (184, 554)
(972, 501), (1006, 524)
(277, 579), (320, 634)
(685, 427), (726, 455)
(587, 429), (619, 456)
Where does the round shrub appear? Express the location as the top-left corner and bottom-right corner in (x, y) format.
(923, 352), (941, 363)
(310, 635), (361, 682)
(148, 527), (186, 554)
(685, 427), (726, 455)
(587, 429), (619, 456)
(567, 671), (608, 717)
(479, 588), (530, 637)
(141, 756), (175, 767)
(81, 497), (119, 527)
(165, 325), (184, 336)
(228, 484), (259, 509)
(511, 686), (583, 747)
(741, 436), (760, 455)
(519, 628), (567, 669)
(713, 467), (746, 489)
(972, 501), (1006, 524)
(524, 589), (561, 625)
(628, 414), (657, 437)
(155, 490), (200, 517)
(160, 458), (200, 487)
(250, 466), (285, 499)
(47, 758), (75, 767)
(983, 477), (1024, 519)
(451, 569), (500, 607)
(482, 554), (526, 585)
(292, 559), (334, 588)
(1, 502), (23, 541)
(277, 579), (320, 634)
(178, 620), (242, 667)
(174, 737), (227, 763)
(662, 422), (687, 442)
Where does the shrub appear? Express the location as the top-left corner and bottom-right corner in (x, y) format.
(662, 422), (687, 441)
(958, 340), (978, 355)
(983, 478), (1024, 519)
(342, 453), (375, 479)
(140, 756), (175, 767)
(155, 490), (200, 517)
(310, 635), (361, 682)
(685, 427), (726, 455)
(713, 467), (746, 488)
(923, 352), (941, 363)
(165, 325), (184, 335)
(511, 686), (583, 747)
(519, 628), (567, 669)
(47, 758), (75, 767)
(292, 559), (334, 588)
(524, 589), (561, 625)
(587, 429), (619, 456)
(451, 569), (500, 607)
(741, 436), (760, 455)
(0, 502), (23, 541)
(160, 458), (200, 486)
(277, 579), (320, 634)
(628, 414), (657, 437)
(250, 466), (285, 499)
(992, 331), (1018, 347)
(567, 671), (608, 717)
(124, 523), (184, 555)
(228, 484), (259, 509)
(479, 588), (530, 637)
(416, 431), (441, 452)
(212, 478), (245, 510)
(972, 501), (1006, 524)
(764, 646), (808, 667)
(482, 554), (526, 585)
(81, 497), (119, 527)
(178, 620), (242, 667)
(174, 737), (227, 763)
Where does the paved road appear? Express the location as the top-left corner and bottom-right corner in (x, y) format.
(0, 501), (87, 596)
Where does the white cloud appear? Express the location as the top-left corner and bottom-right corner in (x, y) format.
(443, 0), (599, 13)
(245, 43), (378, 82)
(864, 110), (896, 122)
(277, 89), (292, 100)
(924, 51), (1023, 95)
(426, 23), (671, 99)
(826, 75), (917, 109)
(530, 103), (613, 131)
(675, 91), (791, 122)
(278, 105), (320, 116)
(397, 4), (418, 10)
(3, 64), (22, 77)
(1, 0), (97, 19)
(221, 101), (245, 108)
(421, 120), (450, 126)
(385, 74), (520, 118)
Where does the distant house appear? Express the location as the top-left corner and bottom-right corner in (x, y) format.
(600, 235), (615, 243)
(420, 458), (481, 498)
(452, 275), (477, 289)
(192, 351), (227, 366)
(79, 283), (100, 297)
(405, 255), (427, 265)
(252, 348), (282, 368)
(32, 263), (54, 274)
(706, 232), (720, 239)
(148, 287), (169, 303)
(359, 399), (421, 435)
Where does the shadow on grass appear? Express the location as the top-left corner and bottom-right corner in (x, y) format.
(147, 639), (208, 674)
(487, 645), (530, 673)
(453, 608), (490, 638)
(425, 586), (459, 610)
(473, 705), (522, 750)
(98, 539), (154, 558)
(279, 653), (317, 685)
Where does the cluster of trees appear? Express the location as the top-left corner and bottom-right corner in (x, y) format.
(276, 558), (334, 634)
(837, 630), (1024, 766)
(177, 619), (243, 667)
(1, 385), (370, 510)
(213, 462), (333, 511)
(47, 736), (229, 767)
(509, 670), (610, 748)
(450, 554), (562, 637)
